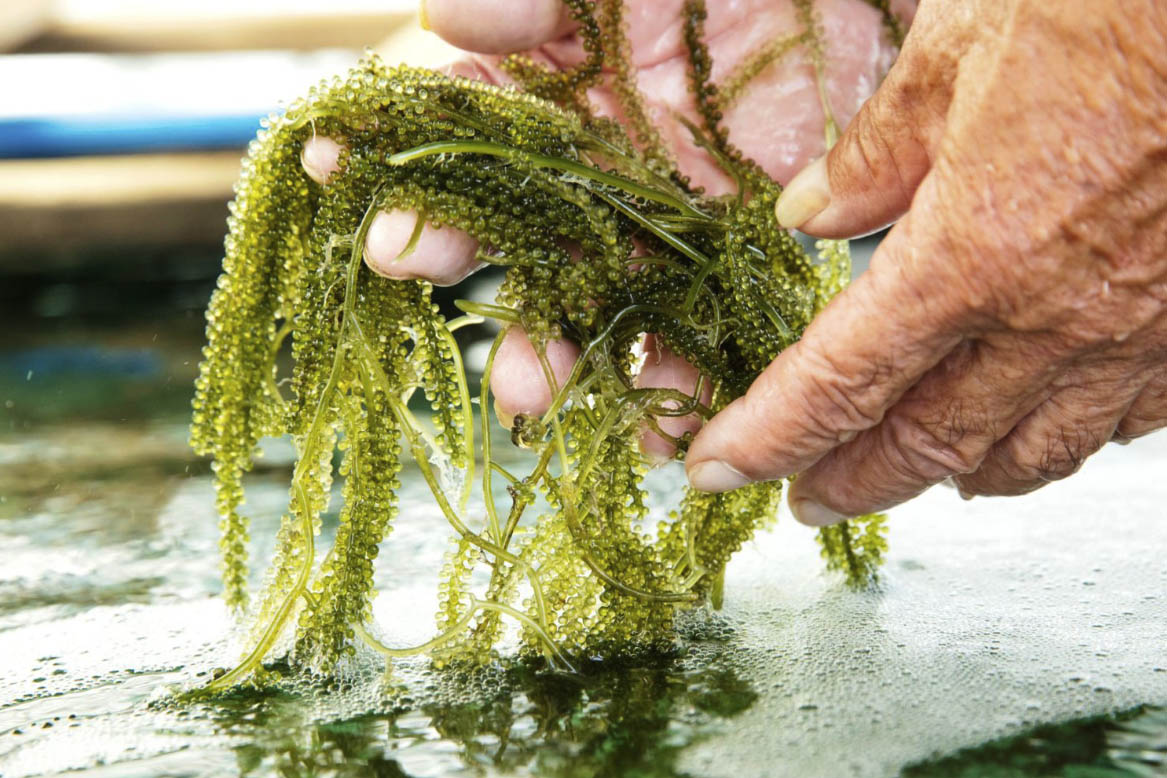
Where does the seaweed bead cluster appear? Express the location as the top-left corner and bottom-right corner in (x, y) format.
(191, 0), (894, 689)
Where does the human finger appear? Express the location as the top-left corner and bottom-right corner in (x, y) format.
(783, 337), (1062, 523)
(1114, 371), (1167, 443)
(364, 210), (482, 286)
(301, 137), (484, 286)
(774, 11), (955, 238)
(423, 0), (574, 55)
(955, 375), (1141, 497)
(685, 210), (968, 493)
(636, 335), (713, 462)
(301, 135), (344, 185)
(491, 326), (581, 429)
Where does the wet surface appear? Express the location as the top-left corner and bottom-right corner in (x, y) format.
(1, 303), (1165, 778)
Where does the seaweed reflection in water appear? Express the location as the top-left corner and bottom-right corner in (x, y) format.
(203, 656), (757, 778)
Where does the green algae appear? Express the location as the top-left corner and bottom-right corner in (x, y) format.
(903, 707), (1165, 778)
(190, 0), (890, 689)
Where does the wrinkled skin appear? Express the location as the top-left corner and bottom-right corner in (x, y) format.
(301, 0), (909, 459)
(686, 0), (1167, 525)
(308, 0), (1167, 527)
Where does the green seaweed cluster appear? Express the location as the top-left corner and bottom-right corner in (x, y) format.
(191, 0), (895, 689)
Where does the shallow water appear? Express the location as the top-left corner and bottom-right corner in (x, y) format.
(1, 312), (1165, 778)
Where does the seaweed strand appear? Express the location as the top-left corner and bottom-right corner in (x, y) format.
(191, 0), (893, 690)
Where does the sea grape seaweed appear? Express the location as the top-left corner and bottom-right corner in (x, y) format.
(191, 0), (892, 690)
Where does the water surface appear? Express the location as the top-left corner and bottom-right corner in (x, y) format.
(1, 311), (1165, 778)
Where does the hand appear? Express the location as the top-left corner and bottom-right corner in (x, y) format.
(684, 0), (1167, 524)
(300, 0), (909, 457)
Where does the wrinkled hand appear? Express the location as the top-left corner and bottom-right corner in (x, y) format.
(685, 0), (1167, 524)
(300, 0), (906, 459)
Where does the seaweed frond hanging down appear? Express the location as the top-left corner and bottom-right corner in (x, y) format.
(191, 0), (890, 691)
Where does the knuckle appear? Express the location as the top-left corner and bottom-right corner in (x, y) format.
(813, 484), (877, 520)
(1001, 426), (1098, 484)
(881, 403), (988, 482)
(844, 109), (912, 199)
(1116, 383), (1167, 440)
(795, 347), (894, 438)
(1115, 414), (1166, 440)
(951, 472), (988, 498)
(954, 464), (1032, 498)
(1039, 427), (1098, 481)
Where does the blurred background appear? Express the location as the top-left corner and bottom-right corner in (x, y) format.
(0, 0), (469, 665)
(0, 0), (466, 434)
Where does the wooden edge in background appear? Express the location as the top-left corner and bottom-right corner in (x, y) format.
(0, 0), (51, 53)
(0, 152), (242, 256)
(20, 11), (411, 53)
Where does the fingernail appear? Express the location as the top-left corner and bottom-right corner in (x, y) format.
(957, 487), (974, 501)
(493, 399), (515, 431)
(644, 449), (675, 467)
(418, 0), (432, 30)
(790, 497), (848, 527)
(688, 460), (751, 493)
(640, 433), (679, 466)
(775, 156), (830, 229)
(300, 137), (342, 186)
(300, 145), (328, 185)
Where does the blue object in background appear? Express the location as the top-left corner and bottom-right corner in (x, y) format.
(0, 347), (162, 379)
(0, 115), (266, 159)
(0, 49), (359, 159)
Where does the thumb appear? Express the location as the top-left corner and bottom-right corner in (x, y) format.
(685, 207), (966, 492)
(423, 0), (574, 54)
(775, 42), (952, 238)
